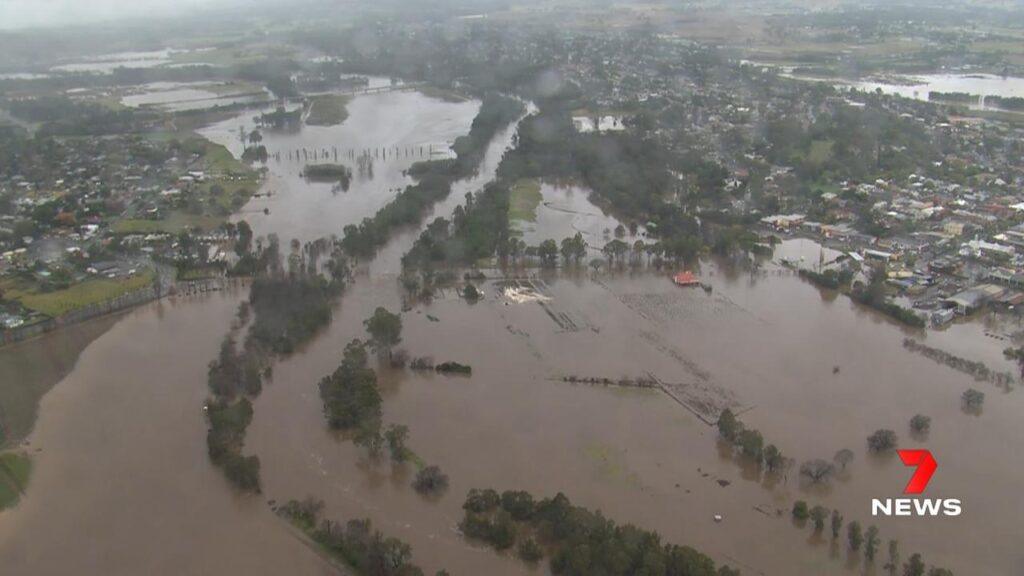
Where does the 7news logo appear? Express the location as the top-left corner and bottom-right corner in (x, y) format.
(871, 449), (961, 517)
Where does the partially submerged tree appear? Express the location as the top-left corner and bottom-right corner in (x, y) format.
(865, 525), (880, 562)
(962, 388), (985, 410)
(364, 307), (402, 359)
(830, 510), (843, 540)
(792, 500), (809, 521)
(737, 428), (764, 461)
(810, 505), (829, 532)
(885, 540), (900, 576)
(717, 408), (741, 442)
(867, 429), (898, 453)
(800, 459), (836, 484)
(834, 448), (854, 470)
(847, 520), (863, 552)
(904, 553), (926, 576)
(909, 414), (931, 435)
(413, 465), (449, 494)
(763, 444), (785, 472)
(385, 424), (410, 463)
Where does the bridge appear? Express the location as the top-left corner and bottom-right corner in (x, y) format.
(335, 82), (427, 96)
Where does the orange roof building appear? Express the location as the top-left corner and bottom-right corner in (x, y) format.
(673, 271), (699, 286)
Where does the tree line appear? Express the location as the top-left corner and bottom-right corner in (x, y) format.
(790, 499), (952, 575)
(339, 94), (523, 261)
(205, 233), (351, 492)
(460, 488), (740, 576)
(277, 497), (438, 576)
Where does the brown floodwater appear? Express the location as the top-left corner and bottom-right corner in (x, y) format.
(0, 313), (123, 445)
(0, 291), (336, 576)
(2, 85), (1022, 576)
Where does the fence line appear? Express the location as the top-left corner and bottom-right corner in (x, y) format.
(0, 277), (236, 347)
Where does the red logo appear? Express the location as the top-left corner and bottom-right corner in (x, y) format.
(898, 449), (937, 494)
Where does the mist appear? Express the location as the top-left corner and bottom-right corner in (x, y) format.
(0, 0), (261, 30)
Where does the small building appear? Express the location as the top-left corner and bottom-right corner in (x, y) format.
(945, 284), (1005, 315)
(863, 249), (894, 263)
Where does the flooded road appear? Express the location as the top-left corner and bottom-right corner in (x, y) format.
(2, 83), (1023, 576)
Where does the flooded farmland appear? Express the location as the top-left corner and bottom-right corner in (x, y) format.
(2, 84), (1023, 576)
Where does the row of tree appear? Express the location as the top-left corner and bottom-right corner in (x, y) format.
(340, 95), (523, 261)
(460, 488), (740, 576)
(205, 234), (351, 491)
(277, 497), (437, 576)
(402, 181), (511, 269)
(716, 408), (790, 473)
(791, 501), (951, 575)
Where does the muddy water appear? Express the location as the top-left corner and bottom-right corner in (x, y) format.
(248, 253), (1024, 575)
(3, 83), (1022, 576)
(513, 181), (646, 250)
(0, 313), (123, 445)
(0, 292), (335, 575)
(200, 89), (481, 246)
(0, 89), (484, 575)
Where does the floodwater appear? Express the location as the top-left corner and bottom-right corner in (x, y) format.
(2, 82), (1023, 576)
(0, 313), (123, 445)
(199, 88), (482, 246)
(0, 291), (337, 576)
(120, 82), (270, 112)
(49, 49), (185, 74)
(837, 73), (1024, 108)
(512, 180), (645, 250)
(754, 60), (1024, 111)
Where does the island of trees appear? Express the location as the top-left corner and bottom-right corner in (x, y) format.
(459, 488), (740, 576)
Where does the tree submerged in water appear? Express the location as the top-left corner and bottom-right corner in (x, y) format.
(364, 307), (402, 360)
(413, 465), (449, 494)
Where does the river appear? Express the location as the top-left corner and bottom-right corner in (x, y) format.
(1, 84), (1022, 576)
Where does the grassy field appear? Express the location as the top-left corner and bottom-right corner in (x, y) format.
(113, 213), (225, 234)
(807, 139), (834, 165)
(509, 178), (543, 222)
(0, 269), (155, 318)
(305, 95), (350, 126)
(202, 140), (248, 174)
(0, 452), (32, 510)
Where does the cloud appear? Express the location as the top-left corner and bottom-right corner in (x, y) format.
(0, 0), (241, 29)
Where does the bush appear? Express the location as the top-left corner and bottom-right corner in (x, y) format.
(518, 537), (543, 563)
(792, 500), (810, 520)
(435, 361), (472, 375)
(910, 414), (931, 434)
(413, 465), (449, 494)
(867, 429), (898, 452)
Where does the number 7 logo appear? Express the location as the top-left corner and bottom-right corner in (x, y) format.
(897, 449), (937, 494)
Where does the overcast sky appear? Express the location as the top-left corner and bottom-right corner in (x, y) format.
(0, 0), (247, 30)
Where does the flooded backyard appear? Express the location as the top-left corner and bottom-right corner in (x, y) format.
(2, 83), (1023, 576)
